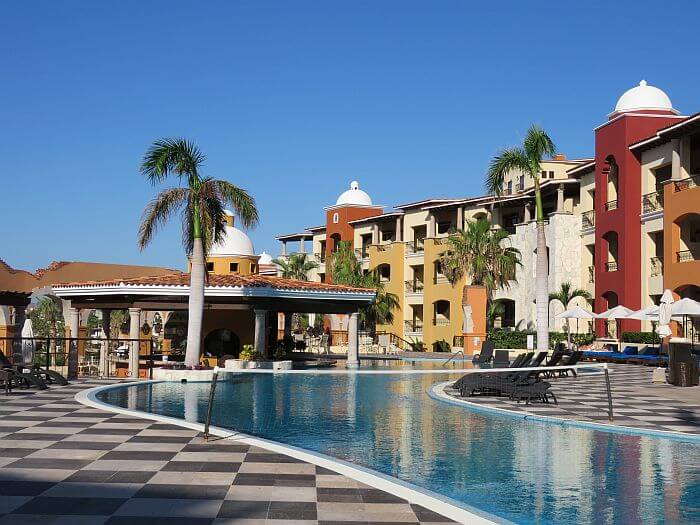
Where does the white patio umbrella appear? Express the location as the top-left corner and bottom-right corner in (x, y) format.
(557, 306), (595, 346)
(596, 305), (635, 341)
(658, 290), (675, 338)
(670, 297), (700, 344)
(21, 318), (35, 364)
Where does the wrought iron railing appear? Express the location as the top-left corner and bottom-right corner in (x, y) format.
(406, 240), (425, 253)
(673, 175), (700, 193)
(515, 182), (524, 192)
(404, 280), (424, 293)
(605, 199), (618, 211)
(433, 317), (451, 326)
(433, 275), (449, 285)
(588, 265), (595, 283)
(650, 256), (663, 276)
(582, 210), (595, 229)
(641, 190), (664, 214)
(677, 250), (696, 263)
(314, 252), (326, 263)
(606, 261), (618, 272)
(404, 320), (424, 333)
(453, 335), (464, 348)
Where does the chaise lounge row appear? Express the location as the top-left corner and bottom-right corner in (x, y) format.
(582, 345), (667, 366)
(0, 350), (68, 394)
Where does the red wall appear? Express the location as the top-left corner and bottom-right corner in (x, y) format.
(594, 113), (681, 335)
(324, 206), (383, 257)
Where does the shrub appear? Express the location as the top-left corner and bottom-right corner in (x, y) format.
(408, 337), (426, 352)
(240, 344), (263, 361)
(621, 331), (658, 344)
(433, 339), (451, 352)
(488, 330), (594, 350)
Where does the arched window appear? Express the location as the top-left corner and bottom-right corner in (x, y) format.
(604, 155), (619, 211)
(602, 231), (619, 271)
(330, 233), (341, 253)
(674, 212), (700, 262)
(433, 300), (450, 325)
(377, 263), (391, 282)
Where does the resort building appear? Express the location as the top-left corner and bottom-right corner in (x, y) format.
(276, 80), (700, 349)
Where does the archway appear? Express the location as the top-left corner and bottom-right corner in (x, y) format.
(204, 329), (241, 359)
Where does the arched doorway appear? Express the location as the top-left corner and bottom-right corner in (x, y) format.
(204, 329), (241, 358)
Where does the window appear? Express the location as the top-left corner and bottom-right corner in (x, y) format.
(437, 221), (452, 234)
(507, 181), (513, 194)
(229, 262), (239, 273)
(549, 171), (555, 179)
(378, 264), (391, 282)
(332, 212), (339, 224)
(541, 170), (547, 178)
(206, 262), (214, 271)
(251, 264), (257, 273)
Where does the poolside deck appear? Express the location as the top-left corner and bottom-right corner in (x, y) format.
(0, 379), (457, 524)
(443, 364), (700, 435)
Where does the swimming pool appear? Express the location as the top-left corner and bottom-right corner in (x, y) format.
(97, 372), (700, 524)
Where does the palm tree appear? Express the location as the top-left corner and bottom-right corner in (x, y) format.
(327, 242), (399, 331)
(549, 282), (592, 338)
(439, 218), (521, 297)
(138, 138), (258, 367)
(486, 125), (556, 352)
(273, 253), (318, 281)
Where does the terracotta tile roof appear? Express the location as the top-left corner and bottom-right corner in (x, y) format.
(53, 272), (374, 294)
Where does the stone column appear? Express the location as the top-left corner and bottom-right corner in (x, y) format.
(395, 216), (403, 242)
(556, 184), (565, 212)
(68, 307), (80, 380)
(100, 309), (111, 378)
(347, 312), (359, 369)
(128, 308), (141, 379)
(524, 203), (532, 223)
(456, 206), (464, 231)
(428, 214), (436, 238)
(281, 241), (287, 256)
(371, 224), (379, 245)
(299, 236), (306, 254)
(14, 306), (27, 363)
(283, 313), (292, 337)
(254, 309), (267, 357)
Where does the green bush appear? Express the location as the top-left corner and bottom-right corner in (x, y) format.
(433, 339), (451, 352)
(240, 344), (263, 361)
(621, 331), (658, 344)
(488, 330), (594, 350)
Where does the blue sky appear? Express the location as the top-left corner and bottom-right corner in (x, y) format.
(2, 1), (698, 271)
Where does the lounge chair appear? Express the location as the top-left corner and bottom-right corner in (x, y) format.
(0, 351), (49, 390)
(1, 369), (13, 395)
(0, 350), (67, 385)
(493, 350), (510, 368)
(472, 340), (494, 364)
(509, 380), (558, 405)
(454, 353), (530, 396)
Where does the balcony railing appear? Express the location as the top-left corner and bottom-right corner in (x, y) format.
(677, 250), (697, 263)
(313, 252), (326, 263)
(673, 175), (700, 193)
(433, 317), (451, 326)
(605, 200), (618, 211)
(433, 275), (449, 285)
(606, 261), (618, 272)
(354, 248), (370, 260)
(582, 210), (595, 229)
(641, 190), (664, 214)
(515, 182), (524, 192)
(405, 280), (424, 294)
(406, 240), (425, 254)
(588, 265), (595, 283)
(650, 257), (663, 277)
(404, 320), (423, 333)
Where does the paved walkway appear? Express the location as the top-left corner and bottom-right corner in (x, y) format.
(0, 380), (457, 524)
(444, 364), (700, 435)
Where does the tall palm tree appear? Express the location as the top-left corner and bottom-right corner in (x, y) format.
(327, 242), (399, 331)
(486, 125), (556, 352)
(549, 282), (592, 336)
(138, 138), (258, 367)
(439, 218), (521, 297)
(273, 253), (318, 281)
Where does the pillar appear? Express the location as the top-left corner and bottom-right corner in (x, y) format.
(14, 306), (28, 363)
(371, 224), (379, 245)
(524, 203), (532, 223)
(100, 309), (111, 377)
(68, 307), (80, 380)
(556, 184), (565, 212)
(254, 309), (267, 357)
(395, 216), (403, 242)
(283, 312), (292, 337)
(347, 312), (359, 369)
(671, 139), (682, 180)
(456, 206), (464, 231)
(282, 241), (287, 256)
(128, 308), (141, 379)
(428, 214), (436, 238)
(299, 236), (306, 254)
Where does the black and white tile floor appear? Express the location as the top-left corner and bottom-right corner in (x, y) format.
(445, 364), (700, 435)
(0, 380), (457, 524)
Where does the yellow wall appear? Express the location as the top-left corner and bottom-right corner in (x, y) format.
(192, 256), (260, 276)
(368, 242), (405, 336)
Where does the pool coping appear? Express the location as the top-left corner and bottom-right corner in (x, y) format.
(76, 380), (508, 525)
(429, 381), (700, 443)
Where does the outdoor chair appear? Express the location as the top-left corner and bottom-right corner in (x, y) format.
(0, 369), (13, 395)
(0, 349), (67, 385)
(471, 340), (494, 364)
(509, 380), (558, 405)
(455, 353), (530, 397)
(493, 350), (510, 368)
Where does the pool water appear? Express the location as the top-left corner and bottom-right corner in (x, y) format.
(98, 372), (700, 524)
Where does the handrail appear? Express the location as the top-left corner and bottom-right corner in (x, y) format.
(442, 350), (464, 368)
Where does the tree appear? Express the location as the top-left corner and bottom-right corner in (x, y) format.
(273, 253), (318, 281)
(326, 242), (399, 331)
(138, 138), (258, 367)
(549, 282), (592, 337)
(29, 297), (64, 340)
(439, 218), (521, 297)
(486, 125), (556, 352)
(487, 301), (505, 331)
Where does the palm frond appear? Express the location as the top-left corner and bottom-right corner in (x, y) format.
(523, 125), (556, 173)
(485, 147), (530, 196)
(210, 180), (259, 229)
(140, 138), (205, 185)
(138, 187), (190, 250)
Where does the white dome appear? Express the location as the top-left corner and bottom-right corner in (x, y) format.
(258, 251), (273, 264)
(335, 181), (373, 206)
(614, 80), (675, 114)
(209, 211), (255, 257)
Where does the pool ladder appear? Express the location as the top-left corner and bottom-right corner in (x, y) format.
(442, 350), (465, 368)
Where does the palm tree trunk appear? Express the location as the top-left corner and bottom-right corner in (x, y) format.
(185, 237), (205, 367)
(534, 178), (549, 352)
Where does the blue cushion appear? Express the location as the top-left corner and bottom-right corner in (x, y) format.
(622, 346), (638, 356)
(640, 346), (659, 356)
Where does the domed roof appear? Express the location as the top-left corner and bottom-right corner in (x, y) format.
(614, 80), (676, 114)
(208, 210), (255, 257)
(257, 251), (273, 264)
(335, 181), (373, 206)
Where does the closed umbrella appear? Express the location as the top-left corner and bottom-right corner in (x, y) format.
(557, 306), (595, 347)
(21, 318), (35, 364)
(658, 290), (674, 338)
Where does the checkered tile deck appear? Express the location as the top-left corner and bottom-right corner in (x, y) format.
(445, 364), (700, 435)
(0, 380), (458, 524)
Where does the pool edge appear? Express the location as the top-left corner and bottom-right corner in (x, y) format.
(76, 381), (508, 525)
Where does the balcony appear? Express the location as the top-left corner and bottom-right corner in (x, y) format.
(677, 250), (698, 263)
(588, 265), (595, 283)
(405, 280), (424, 294)
(582, 210), (595, 229)
(650, 257), (663, 277)
(605, 200), (618, 212)
(354, 248), (369, 260)
(605, 261), (618, 272)
(406, 240), (425, 254)
(433, 317), (450, 326)
(515, 182), (524, 192)
(404, 320), (423, 333)
(673, 175), (700, 193)
(313, 252), (326, 263)
(433, 275), (449, 285)
(641, 190), (664, 214)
